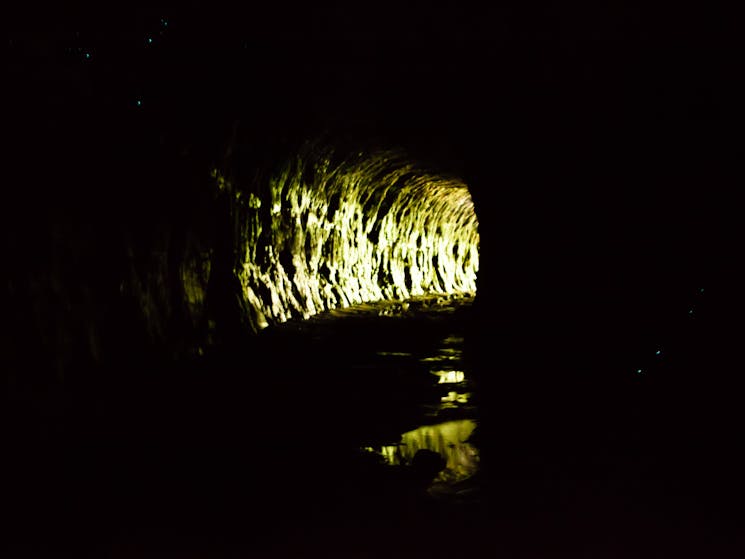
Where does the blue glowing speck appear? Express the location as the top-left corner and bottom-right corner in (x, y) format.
(699, 288), (704, 294)
(147, 37), (153, 44)
(688, 309), (694, 315)
(161, 19), (168, 27)
(655, 350), (661, 356)
(85, 52), (90, 59)
(636, 368), (643, 374)
(135, 99), (142, 107)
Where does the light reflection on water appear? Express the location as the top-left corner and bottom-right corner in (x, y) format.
(277, 296), (479, 496)
(436, 370), (465, 383)
(364, 321), (479, 491)
(366, 419), (479, 484)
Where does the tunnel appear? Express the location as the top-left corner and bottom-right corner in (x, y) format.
(212, 141), (479, 331)
(5, 17), (742, 558)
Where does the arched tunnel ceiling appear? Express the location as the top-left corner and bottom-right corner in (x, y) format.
(221, 40), (729, 263)
(215, 142), (480, 331)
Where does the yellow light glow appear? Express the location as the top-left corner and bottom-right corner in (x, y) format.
(440, 391), (470, 403)
(436, 370), (465, 384)
(364, 419), (479, 483)
(213, 145), (479, 331)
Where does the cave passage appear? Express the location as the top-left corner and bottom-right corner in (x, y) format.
(215, 144), (479, 331)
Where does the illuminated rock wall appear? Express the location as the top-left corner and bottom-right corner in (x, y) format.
(218, 145), (479, 331)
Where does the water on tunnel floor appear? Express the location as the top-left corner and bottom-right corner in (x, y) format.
(30, 295), (489, 556)
(256, 294), (481, 499)
(188, 294), (487, 553)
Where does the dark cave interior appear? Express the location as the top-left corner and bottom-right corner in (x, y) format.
(5, 4), (743, 557)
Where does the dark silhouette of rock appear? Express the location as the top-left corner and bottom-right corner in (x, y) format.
(409, 449), (447, 488)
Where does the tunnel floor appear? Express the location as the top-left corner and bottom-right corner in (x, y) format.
(7, 296), (739, 558)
